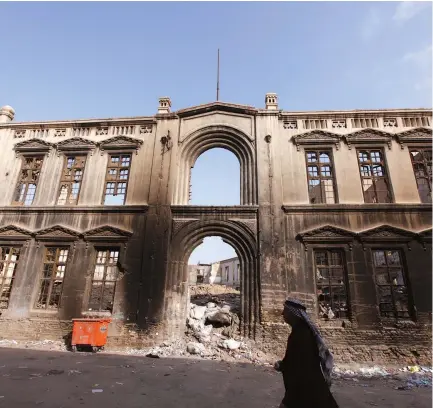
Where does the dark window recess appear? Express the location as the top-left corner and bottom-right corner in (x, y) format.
(57, 156), (86, 205)
(305, 151), (336, 204)
(36, 247), (69, 309)
(373, 250), (411, 319)
(89, 249), (119, 312)
(196, 275), (204, 284)
(410, 148), (432, 203)
(13, 156), (44, 206)
(314, 250), (349, 319)
(357, 149), (392, 203)
(0, 247), (20, 309)
(103, 154), (131, 205)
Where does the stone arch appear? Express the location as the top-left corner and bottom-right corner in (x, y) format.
(169, 219), (259, 338)
(174, 125), (257, 205)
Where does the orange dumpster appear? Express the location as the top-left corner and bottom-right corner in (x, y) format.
(71, 318), (111, 353)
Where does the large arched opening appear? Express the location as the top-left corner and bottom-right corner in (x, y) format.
(173, 125), (257, 205)
(168, 219), (259, 338)
(189, 148), (240, 206)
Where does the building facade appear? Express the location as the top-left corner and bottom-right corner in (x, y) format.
(0, 95), (431, 363)
(189, 257), (240, 287)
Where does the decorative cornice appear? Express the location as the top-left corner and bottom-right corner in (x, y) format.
(343, 129), (393, 150)
(395, 127), (432, 150)
(417, 228), (432, 242)
(34, 225), (82, 241)
(292, 130), (341, 151)
(14, 138), (55, 156)
(99, 136), (143, 155)
(56, 137), (97, 156)
(281, 204), (431, 213)
(358, 224), (417, 242)
(0, 225), (33, 240)
(297, 226), (356, 250)
(171, 205), (259, 216)
(83, 225), (133, 241)
(0, 205), (149, 214)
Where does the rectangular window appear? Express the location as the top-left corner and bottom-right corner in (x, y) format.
(103, 154), (131, 205)
(314, 249), (348, 319)
(236, 264), (240, 281)
(409, 148), (432, 203)
(0, 247), (20, 309)
(57, 156), (87, 205)
(357, 149), (392, 203)
(35, 247), (69, 309)
(13, 156), (44, 206)
(372, 249), (411, 319)
(305, 151), (336, 204)
(89, 249), (119, 312)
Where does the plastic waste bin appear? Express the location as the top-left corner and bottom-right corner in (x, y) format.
(71, 318), (111, 352)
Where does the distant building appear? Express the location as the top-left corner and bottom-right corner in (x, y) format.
(189, 257), (240, 288)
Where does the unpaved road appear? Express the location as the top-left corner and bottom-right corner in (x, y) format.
(0, 348), (430, 407)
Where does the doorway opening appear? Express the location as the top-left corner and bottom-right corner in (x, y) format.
(187, 236), (241, 337)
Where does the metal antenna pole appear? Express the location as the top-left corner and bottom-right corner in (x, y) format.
(216, 48), (220, 101)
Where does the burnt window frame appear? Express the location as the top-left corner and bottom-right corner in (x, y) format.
(86, 247), (121, 313)
(12, 155), (45, 206)
(408, 147), (432, 204)
(304, 149), (338, 204)
(370, 247), (414, 321)
(0, 245), (23, 310)
(34, 246), (70, 310)
(102, 153), (132, 205)
(56, 155), (88, 206)
(312, 248), (351, 320)
(356, 148), (393, 204)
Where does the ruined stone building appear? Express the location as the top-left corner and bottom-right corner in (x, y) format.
(189, 257), (240, 287)
(0, 94), (431, 362)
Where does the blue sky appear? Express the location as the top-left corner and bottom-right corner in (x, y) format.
(0, 1), (431, 264)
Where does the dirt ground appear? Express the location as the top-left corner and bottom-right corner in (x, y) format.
(0, 348), (430, 408)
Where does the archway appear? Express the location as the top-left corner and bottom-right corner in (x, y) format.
(189, 149), (240, 206)
(173, 125), (257, 205)
(169, 219), (259, 338)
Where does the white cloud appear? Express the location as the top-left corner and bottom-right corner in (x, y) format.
(361, 8), (381, 40)
(393, 1), (430, 23)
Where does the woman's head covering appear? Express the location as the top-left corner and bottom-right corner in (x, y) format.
(284, 298), (334, 386)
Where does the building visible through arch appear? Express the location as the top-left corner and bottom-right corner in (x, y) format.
(0, 96), (431, 364)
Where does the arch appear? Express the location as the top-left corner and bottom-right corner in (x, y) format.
(169, 219), (259, 338)
(173, 125), (257, 205)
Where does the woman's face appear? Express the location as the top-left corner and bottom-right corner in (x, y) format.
(282, 307), (299, 326)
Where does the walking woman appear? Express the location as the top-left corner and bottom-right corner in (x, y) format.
(275, 298), (340, 408)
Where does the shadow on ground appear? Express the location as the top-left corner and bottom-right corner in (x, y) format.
(0, 348), (430, 408)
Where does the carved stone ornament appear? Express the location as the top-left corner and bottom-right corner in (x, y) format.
(0, 225), (33, 240)
(229, 219), (257, 237)
(96, 127), (108, 136)
(383, 118), (397, 128)
(395, 127), (432, 150)
(98, 136), (144, 155)
(83, 225), (133, 241)
(14, 129), (26, 139)
(283, 121), (298, 130)
(298, 225), (356, 242)
(172, 219), (199, 237)
(343, 129), (393, 150)
(358, 225), (417, 242)
(56, 137), (97, 156)
(332, 120), (347, 129)
(14, 138), (54, 157)
(140, 125), (153, 134)
(293, 130), (341, 151)
(54, 129), (66, 137)
(35, 225), (81, 241)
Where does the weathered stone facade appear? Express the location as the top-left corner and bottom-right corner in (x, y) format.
(0, 97), (431, 363)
